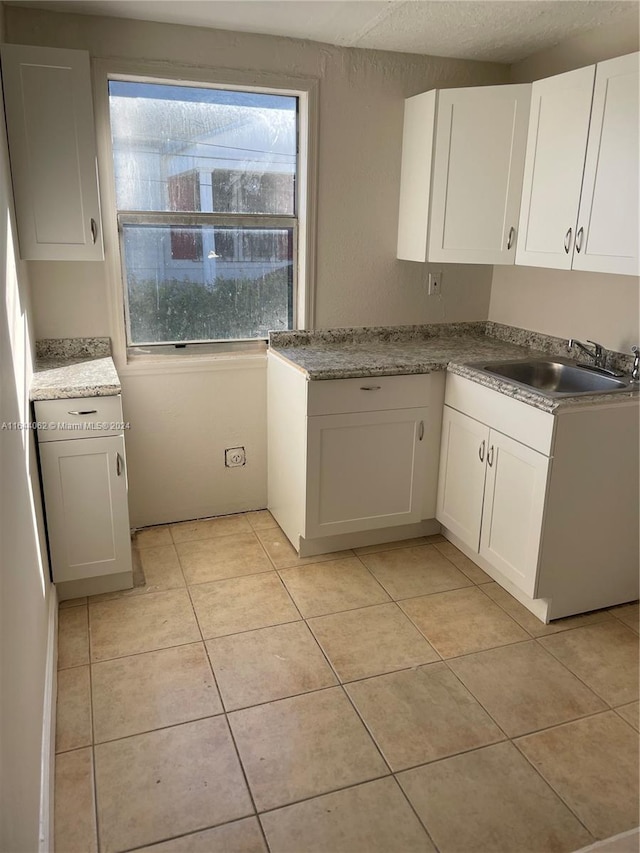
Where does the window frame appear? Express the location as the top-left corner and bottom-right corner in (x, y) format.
(92, 60), (317, 370)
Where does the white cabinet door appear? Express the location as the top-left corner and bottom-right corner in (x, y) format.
(436, 406), (488, 551)
(429, 84), (531, 264)
(39, 435), (131, 583)
(479, 430), (549, 597)
(573, 52), (639, 275)
(1, 44), (103, 261)
(305, 408), (430, 538)
(516, 65), (595, 270)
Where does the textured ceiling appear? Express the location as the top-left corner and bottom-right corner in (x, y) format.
(7, 0), (640, 63)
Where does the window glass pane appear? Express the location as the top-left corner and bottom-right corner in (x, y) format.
(109, 81), (296, 214)
(122, 224), (293, 344)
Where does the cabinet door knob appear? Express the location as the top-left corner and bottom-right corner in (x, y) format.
(116, 452), (123, 477)
(575, 226), (584, 253)
(506, 226), (516, 250)
(487, 445), (495, 467)
(90, 218), (98, 244)
(564, 227), (573, 254)
(67, 409), (97, 415)
(479, 440), (485, 463)
(359, 385), (381, 391)
(418, 420), (424, 441)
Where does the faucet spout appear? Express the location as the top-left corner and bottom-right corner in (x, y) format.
(568, 338), (605, 368)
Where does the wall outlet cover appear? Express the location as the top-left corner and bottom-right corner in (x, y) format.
(225, 447), (246, 467)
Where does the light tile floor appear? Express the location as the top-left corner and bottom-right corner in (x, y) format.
(55, 511), (639, 853)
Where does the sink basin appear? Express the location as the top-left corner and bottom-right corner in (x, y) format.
(475, 358), (633, 397)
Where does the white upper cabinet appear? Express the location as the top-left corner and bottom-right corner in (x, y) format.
(397, 83), (531, 265)
(1, 44), (104, 261)
(517, 53), (639, 275)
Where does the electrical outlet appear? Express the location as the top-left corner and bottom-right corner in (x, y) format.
(428, 270), (443, 296)
(225, 446), (246, 467)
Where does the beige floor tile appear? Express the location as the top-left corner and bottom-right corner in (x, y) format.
(89, 589), (201, 662)
(206, 622), (336, 711)
(433, 540), (492, 584)
(261, 777), (435, 853)
(256, 527), (353, 569)
(95, 717), (253, 853)
(92, 643), (222, 742)
(229, 687), (388, 811)
(135, 818), (267, 852)
(176, 533), (273, 585)
(616, 701), (639, 731)
(346, 664), (504, 771)
(244, 510), (278, 531)
(56, 665), (92, 753)
(398, 741), (593, 853)
(359, 544), (473, 600)
(91, 545), (187, 604)
(279, 557), (389, 617)
(539, 620), (639, 706)
(353, 537), (429, 556)
(135, 525), (173, 549)
(609, 601), (639, 634)
(481, 582), (613, 636)
(59, 597), (87, 608)
(190, 573), (300, 639)
(400, 586), (528, 658)
(171, 513), (252, 543)
(308, 603), (439, 682)
(58, 605), (90, 669)
(449, 640), (606, 737)
(516, 712), (640, 840)
(54, 747), (98, 853)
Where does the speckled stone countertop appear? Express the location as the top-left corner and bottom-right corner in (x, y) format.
(269, 322), (638, 413)
(31, 338), (121, 401)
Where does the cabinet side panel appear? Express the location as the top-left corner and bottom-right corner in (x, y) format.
(267, 353), (307, 545)
(397, 90), (436, 262)
(537, 404), (640, 617)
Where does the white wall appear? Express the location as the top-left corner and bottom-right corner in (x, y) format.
(0, 6), (54, 848)
(5, 6), (507, 527)
(490, 14), (640, 353)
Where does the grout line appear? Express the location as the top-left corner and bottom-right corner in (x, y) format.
(85, 601), (101, 853)
(120, 815), (264, 853)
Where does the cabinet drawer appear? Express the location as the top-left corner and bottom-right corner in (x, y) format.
(307, 373), (431, 416)
(34, 395), (124, 441)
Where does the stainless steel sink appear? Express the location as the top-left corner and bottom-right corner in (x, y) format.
(474, 358), (634, 397)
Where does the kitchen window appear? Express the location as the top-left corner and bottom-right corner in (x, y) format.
(108, 79), (302, 349)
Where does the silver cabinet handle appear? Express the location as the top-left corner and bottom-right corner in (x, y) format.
(506, 226), (516, 250)
(479, 440), (485, 463)
(360, 385), (381, 391)
(575, 226), (584, 253)
(418, 420), (424, 441)
(90, 218), (98, 244)
(487, 445), (495, 467)
(564, 227), (573, 254)
(67, 410), (97, 415)
(116, 452), (123, 477)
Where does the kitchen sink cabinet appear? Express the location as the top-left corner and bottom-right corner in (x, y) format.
(267, 354), (444, 556)
(0, 44), (104, 261)
(437, 374), (639, 621)
(516, 52), (639, 275)
(397, 83), (531, 265)
(35, 395), (132, 597)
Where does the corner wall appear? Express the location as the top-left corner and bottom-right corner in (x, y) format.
(5, 7), (508, 527)
(489, 13), (640, 353)
(0, 6), (55, 849)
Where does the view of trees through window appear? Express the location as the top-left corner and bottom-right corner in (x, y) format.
(108, 80), (298, 345)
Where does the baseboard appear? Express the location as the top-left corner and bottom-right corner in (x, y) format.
(299, 519), (441, 557)
(39, 586), (58, 853)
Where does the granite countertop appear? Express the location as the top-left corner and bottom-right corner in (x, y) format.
(269, 322), (639, 414)
(31, 338), (121, 401)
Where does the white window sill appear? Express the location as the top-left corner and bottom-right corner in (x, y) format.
(116, 341), (268, 377)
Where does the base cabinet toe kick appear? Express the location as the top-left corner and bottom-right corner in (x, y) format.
(268, 355), (639, 623)
(34, 394), (133, 601)
(436, 374), (639, 622)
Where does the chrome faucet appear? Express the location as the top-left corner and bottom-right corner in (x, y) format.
(568, 338), (606, 368)
(631, 346), (640, 382)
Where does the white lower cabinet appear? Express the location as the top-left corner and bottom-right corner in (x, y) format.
(35, 395), (132, 594)
(437, 374), (639, 620)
